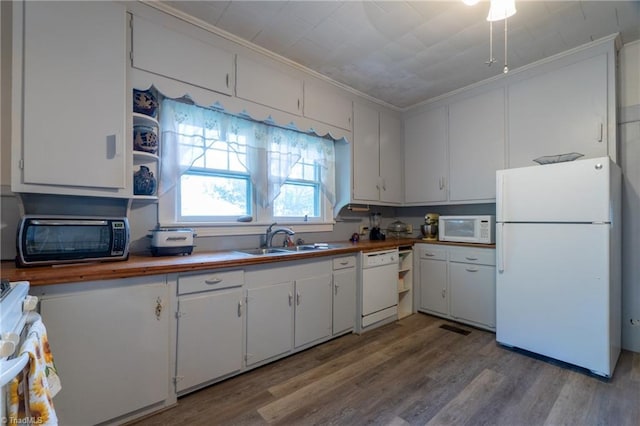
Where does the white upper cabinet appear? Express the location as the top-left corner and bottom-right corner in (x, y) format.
(508, 53), (609, 168)
(352, 103), (403, 204)
(404, 106), (448, 204)
(131, 15), (233, 96)
(304, 82), (352, 130)
(353, 103), (382, 202)
(236, 56), (303, 115)
(13, 1), (128, 194)
(449, 88), (505, 201)
(379, 112), (403, 204)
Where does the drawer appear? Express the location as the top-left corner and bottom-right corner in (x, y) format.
(333, 256), (356, 270)
(178, 269), (244, 295)
(418, 246), (447, 261)
(449, 248), (495, 266)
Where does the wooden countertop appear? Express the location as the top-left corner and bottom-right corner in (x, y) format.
(414, 239), (496, 249)
(1, 239), (417, 286)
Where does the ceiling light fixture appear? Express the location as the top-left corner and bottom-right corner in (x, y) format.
(465, 0), (517, 73)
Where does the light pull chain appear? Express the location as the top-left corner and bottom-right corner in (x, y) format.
(503, 17), (509, 73)
(486, 20), (496, 66)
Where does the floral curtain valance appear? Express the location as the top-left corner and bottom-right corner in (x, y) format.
(159, 98), (336, 208)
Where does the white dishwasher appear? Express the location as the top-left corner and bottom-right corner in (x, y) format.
(360, 249), (399, 330)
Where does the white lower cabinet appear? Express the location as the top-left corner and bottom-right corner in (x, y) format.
(449, 262), (496, 328)
(33, 277), (171, 426)
(417, 244), (496, 331)
(246, 281), (295, 366)
(418, 247), (448, 316)
(245, 259), (332, 366)
(175, 269), (245, 394)
(294, 275), (333, 348)
(332, 256), (357, 335)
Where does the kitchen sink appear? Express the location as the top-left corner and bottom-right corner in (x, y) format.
(235, 248), (291, 256)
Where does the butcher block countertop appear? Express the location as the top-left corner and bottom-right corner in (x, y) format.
(1, 239), (418, 286)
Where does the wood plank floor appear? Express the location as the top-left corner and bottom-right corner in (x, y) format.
(131, 313), (640, 426)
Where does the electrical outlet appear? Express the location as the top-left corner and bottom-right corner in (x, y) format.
(630, 318), (640, 326)
(359, 225), (369, 235)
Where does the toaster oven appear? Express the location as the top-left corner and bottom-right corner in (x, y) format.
(16, 215), (129, 267)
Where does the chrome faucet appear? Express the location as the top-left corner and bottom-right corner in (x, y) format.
(264, 222), (295, 248)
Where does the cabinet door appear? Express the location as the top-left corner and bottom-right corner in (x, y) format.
(333, 267), (357, 335)
(379, 112), (403, 204)
(508, 53), (608, 168)
(419, 258), (448, 315)
(38, 278), (169, 426)
(176, 288), (243, 393)
(246, 282), (293, 365)
(450, 262), (496, 328)
(294, 274), (333, 348)
(352, 103), (381, 202)
(304, 82), (352, 130)
(20, 1), (126, 190)
(404, 106), (448, 203)
(132, 15), (233, 96)
(236, 56), (303, 115)
(449, 88), (505, 201)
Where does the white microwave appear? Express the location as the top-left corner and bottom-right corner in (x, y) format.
(438, 215), (495, 244)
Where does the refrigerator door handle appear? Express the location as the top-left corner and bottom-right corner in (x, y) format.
(497, 173), (505, 221)
(497, 223), (505, 273)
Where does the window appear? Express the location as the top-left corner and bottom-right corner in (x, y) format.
(158, 98), (335, 231)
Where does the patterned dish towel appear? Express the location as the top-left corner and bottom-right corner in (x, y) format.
(8, 318), (62, 426)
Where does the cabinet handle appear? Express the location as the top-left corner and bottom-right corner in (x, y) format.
(155, 297), (163, 320)
(382, 179), (386, 191)
(339, 261), (349, 266)
(465, 267), (479, 272)
(226, 73), (230, 88)
(465, 257), (478, 261)
(237, 299), (243, 317)
(296, 291), (301, 306)
(288, 292), (293, 306)
(424, 252), (435, 257)
(205, 278), (223, 285)
(106, 134), (119, 160)
(334, 284), (339, 295)
(441, 289), (446, 299)
(297, 99), (301, 111)
(597, 122), (603, 142)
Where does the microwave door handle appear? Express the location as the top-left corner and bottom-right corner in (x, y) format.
(30, 219), (109, 226)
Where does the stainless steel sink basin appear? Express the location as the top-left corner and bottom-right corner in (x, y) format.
(281, 244), (319, 252)
(281, 243), (340, 252)
(235, 247), (290, 256)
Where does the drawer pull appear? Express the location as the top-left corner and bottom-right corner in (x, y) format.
(466, 267), (479, 272)
(205, 278), (223, 285)
(339, 261), (349, 266)
(424, 252), (435, 257)
(465, 256), (478, 261)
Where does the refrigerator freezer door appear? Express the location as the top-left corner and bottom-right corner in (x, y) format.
(496, 157), (612, 223)
(496, 222), (617, 376)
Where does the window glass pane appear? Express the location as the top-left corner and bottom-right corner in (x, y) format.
(273, 182), (318, 217)
(180, 173), (250, 217)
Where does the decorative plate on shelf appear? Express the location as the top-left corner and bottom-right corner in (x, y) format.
(533, 152), (584, 165)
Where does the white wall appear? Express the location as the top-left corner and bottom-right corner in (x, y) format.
(619, 41), (640, 352)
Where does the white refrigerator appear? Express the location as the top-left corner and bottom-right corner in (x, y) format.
(495, 156), (621, 377)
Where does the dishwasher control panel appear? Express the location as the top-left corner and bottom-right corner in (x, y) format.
(363, 249), (398, 268)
